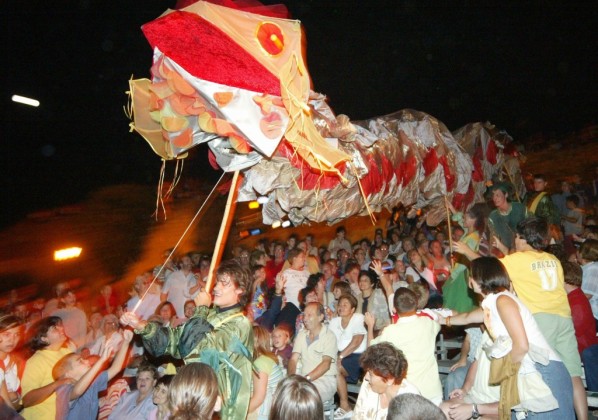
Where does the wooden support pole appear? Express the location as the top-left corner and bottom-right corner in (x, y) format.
(205, 170), (242, 292)
(445, 196), (455, 268)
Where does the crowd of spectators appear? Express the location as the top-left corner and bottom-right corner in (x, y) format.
(0, 170), (597, 419)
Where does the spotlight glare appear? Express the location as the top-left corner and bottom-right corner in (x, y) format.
(12, 95), (40, 107)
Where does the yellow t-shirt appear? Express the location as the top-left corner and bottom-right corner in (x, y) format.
(501, 251), (570, 318)
(21, 346), (72, 420)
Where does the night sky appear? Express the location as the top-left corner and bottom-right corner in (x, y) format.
(2, 0), (597, 227)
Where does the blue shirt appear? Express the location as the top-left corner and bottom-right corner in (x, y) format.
(56, 371), (108, 420)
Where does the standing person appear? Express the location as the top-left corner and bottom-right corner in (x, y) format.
(328, 226), (352, 259)
(121, 260), (254, 420)
(552, 180), (573, 218)
(329, 294), (367, 419)
(96, 285), (118, 316)
(526, 174), (560, 225)
(21, 317), (72, 420)
(278, 249), (309, 328)
(579, 239), (598, 329)
(265, 243), (286, 290)
(562, 195), (584, 257)
(562, 262), (598, 392)
(365, 289), (442, 405)
(247, 326), (284, 420)
(126, 272), (161, 321)
(89, 314), (123, 357)
(356, 271), (390, 331)
(288, 303), (338, 403)
(496, 217), (586, 420)
(444, 202), (486, 313)
(108, 364), (158, 420)
(487, 182), (529, 253)
(446, 257), (574, 419)
(160, 255), (199, 317)
(52, 289), (87, 350)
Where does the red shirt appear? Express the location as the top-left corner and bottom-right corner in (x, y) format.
(567, 287), (598, 354)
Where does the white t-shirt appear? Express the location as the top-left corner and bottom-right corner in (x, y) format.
(353, 378), (420, 420)
(282, 268), (309, 309)
(162, 271), (198, 316)
(328, 313), (367, 354)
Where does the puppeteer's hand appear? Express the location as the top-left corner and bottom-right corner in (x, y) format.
(194, 289), (212, 307)
(120, 312), (146, 330)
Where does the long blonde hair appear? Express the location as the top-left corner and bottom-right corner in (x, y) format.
(169, 363), (219, 420)
(253, 325), (278, 363)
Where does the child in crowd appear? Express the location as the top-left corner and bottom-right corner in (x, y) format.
(53, 329), (133, 420)
(271, 325), (292, 369)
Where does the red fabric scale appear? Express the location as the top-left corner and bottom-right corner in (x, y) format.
(142, 11), (281, 96)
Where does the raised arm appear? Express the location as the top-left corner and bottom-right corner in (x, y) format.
(107, 330), (134, 380)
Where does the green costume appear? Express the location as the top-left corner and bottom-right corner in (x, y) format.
(442, 212), (478, 313)
(488, 202), (528, 250)
(526, 191), (560, 225)
(136, 305), (253, 420)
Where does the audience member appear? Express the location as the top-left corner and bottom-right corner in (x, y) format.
(148, 375), (173, 420)
(21, 317), (72, 420)
(0, 315), (23, 412)
(248, 326), (284, 420)
(160, 255), (199, 317)
(52, 289), (87, 350)
(366, 288), (442, 404)
(268, 375), (323, 420)
(498, 217), (585, 418)
(562, 261), (598, 391)
(169, 362), (221, 420)
(54, 330), (133, 420)
(108, 364), (158, 420)
(271, 325), (292, 369)
(329, 293), (366, 418)
(387, 393), (446, 420)
(288, 303), (338, 403)
(487, 182), (528, 252)
(352, 343), (420, 420)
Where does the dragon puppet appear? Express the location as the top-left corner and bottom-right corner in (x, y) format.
(128, 0), (524, 226)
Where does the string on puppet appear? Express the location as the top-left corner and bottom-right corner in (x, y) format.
(132, 171), (226, 315)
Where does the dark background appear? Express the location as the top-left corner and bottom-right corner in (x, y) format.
(2, 0), (597, 228)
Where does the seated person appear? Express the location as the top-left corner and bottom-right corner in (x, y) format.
(443, 326), (484, 400)
(107, 364), (157, 420)
(269, 375), (323, 419)
(365, 288), (443, 404)
(439, 331), (500, 420)
(352, 343), (420, 420)
(169, 363), (221, 419)
(288, 303), (338, 403)
(328, 294), (367, 418)
(271, 325), (292, 369)
(387, 393), (446, 420)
